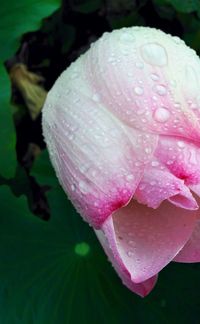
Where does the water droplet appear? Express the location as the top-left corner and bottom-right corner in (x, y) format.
(134, 86), (144, 96)
(108, 57), (115, 63)
(154, 84), (167, 96)
(135, 161), (141, 167)
(127, 72), (133, 77)
(174, 102), (181, 108)
(166, 160), (173, 165)
(189, 150), (197, 165)
(139, 183), (146, 190)
(126, 174), (134, 181)
(71, 72), (78, 79)
(136, 109), (145, 115)
(173, 36), (181, 44)
(135, 62), (144, 69)
(121, 48), (129, 56)
(177, 141), (185, 148)
(145, 147), (151, 154)
(190, 102), (198, 109)
(116, 91), (121, 96)
(170, 80), (177, 87)
(141, 43), (168, 66)
(65, 88), (70, 95)
(79, 181), (89, 194)
(151, 161), (159, 167)
(153, 107), (170, 123)
(92, 94), (100, 102)
(68, 134), (75, 141)
(185, 65), (199, 96)
(71, 184), (76, 191)
(127, 251), (134, 257)
(120, 32), (135, 42)
(73, 97), (80, 104)
(151, 73), (159, 81)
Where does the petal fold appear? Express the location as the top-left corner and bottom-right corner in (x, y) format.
(95, 224), (158, 297)
(96, 199), (197, 285)
(155, 135), (200, 185)
(134, 165), (198, 210)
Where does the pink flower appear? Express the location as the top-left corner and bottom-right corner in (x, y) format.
(42, 27), (200, 297)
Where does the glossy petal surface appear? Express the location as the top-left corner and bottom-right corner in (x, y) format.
(174, 220), (200, 262)
(43, 54), (157, 228)
(86, 27), (200, 142)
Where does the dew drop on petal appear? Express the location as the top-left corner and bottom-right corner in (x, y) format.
(145, 147), (151, 154)
(154, 84), (167, 96)
(134, 86), (144, 95)
(141, 43), (168, 66)
(177, 141), (185, 148)
(127, 251), (134, 257)
(71, 184), (76, 191)
(126, 174), (134, 181)
(150, 73), (159, 81)
(139, 184), (146, 190)
(135, 62), (144, 69)
(79, 181), (89, 194)
(153, 107), (170, 123)
(120, 32), (135, 42)
(190, 103), (198, 109)
(151, 161), (159, 167)
(92, 94), (100, 102)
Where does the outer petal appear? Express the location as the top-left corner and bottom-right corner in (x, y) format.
(42, 56), (157, 229)
(86, 27), (200, 142)
(96, 199), (197, 284)
(95, 230), (158, 297)
(96, 228), (158, 297)
(134, 165), (198, 210)
(174, 220), (200, 262)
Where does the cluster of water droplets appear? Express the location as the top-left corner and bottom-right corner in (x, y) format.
(89, 27), (200, 139)
(43, 26), (200, 230)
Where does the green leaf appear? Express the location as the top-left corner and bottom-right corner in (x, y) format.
(161, 0), (199, 13)
(31, 149), (59, 188)
(0, 66), (17, 179)
(0, 0), (61, 62)
(0, 0), (60, 179)
(1, 185), (200, 323)
(152, 0), (176, 20)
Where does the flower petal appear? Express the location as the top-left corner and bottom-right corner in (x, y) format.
(42, 57), (157, 229)
(155, 135), (200, 185)
(95, 226), (158, 297)
(174, 220), (200, 262)
(96, 199), (197, 284)
(86, 27), (200, 142)
(134, 165), (198, 209)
